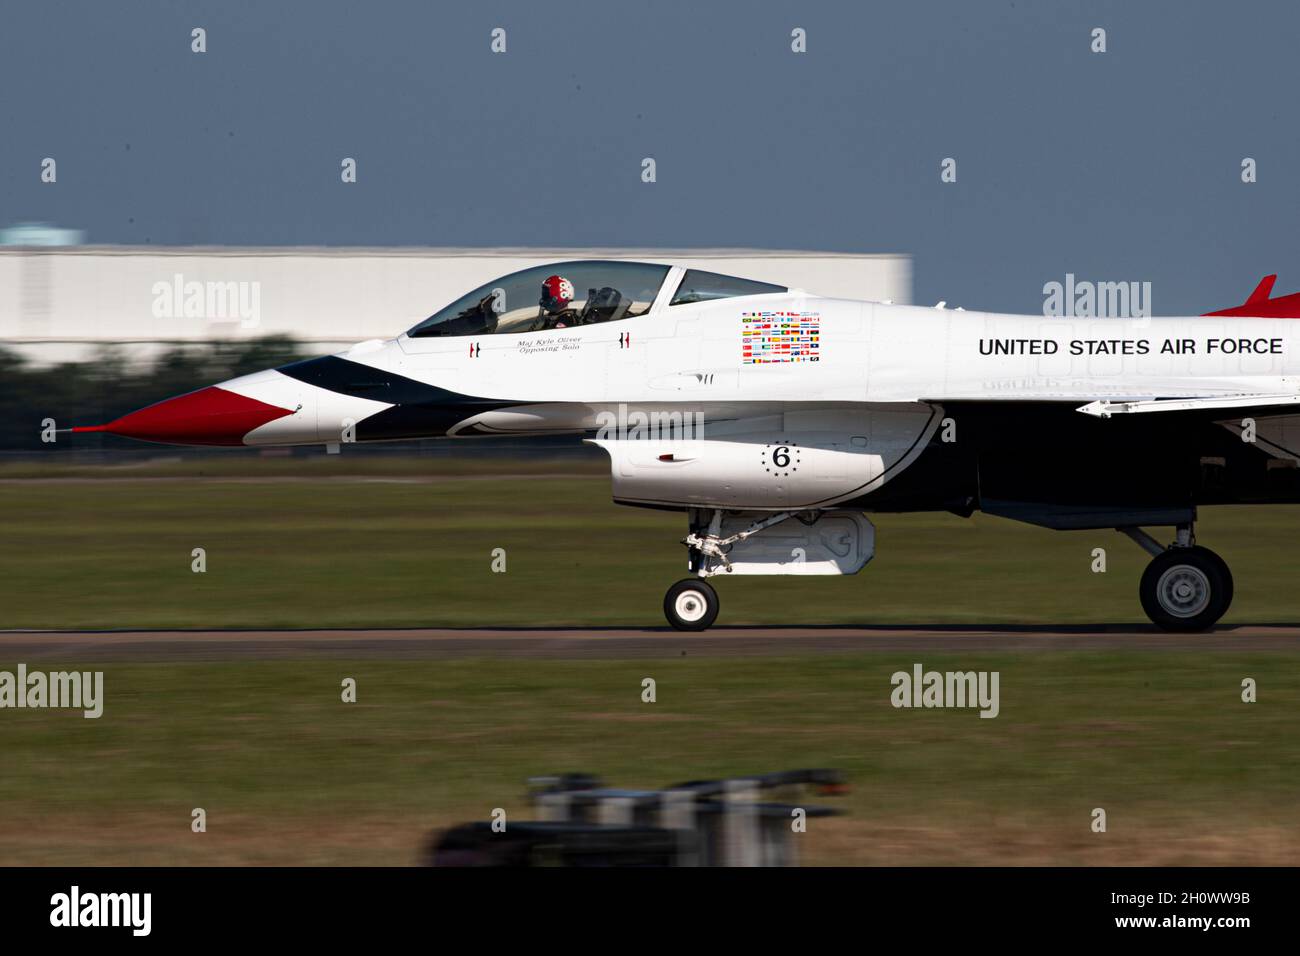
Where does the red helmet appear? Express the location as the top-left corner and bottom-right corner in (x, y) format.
(540, 274), (575, 313)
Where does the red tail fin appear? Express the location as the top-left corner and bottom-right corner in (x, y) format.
(1245, 274), (1277, 304)
(1204, 274), (1300, 318)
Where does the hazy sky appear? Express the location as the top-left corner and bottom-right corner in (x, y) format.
(2, 0), (1297, 313)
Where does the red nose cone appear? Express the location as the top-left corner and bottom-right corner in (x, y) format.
(74, 386), (295, 446)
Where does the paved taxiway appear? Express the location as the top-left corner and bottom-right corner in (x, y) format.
(1, 626), (1297, 660)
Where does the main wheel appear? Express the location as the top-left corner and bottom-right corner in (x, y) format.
(1191, 545), (1234, 613)
(663, 579), (719, 631)
(1139, 547), (1231, 632)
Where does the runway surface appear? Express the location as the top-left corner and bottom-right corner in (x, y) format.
(1, 625), (1299, 659)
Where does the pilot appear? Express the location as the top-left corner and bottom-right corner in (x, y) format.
(537, 274), (579, 329)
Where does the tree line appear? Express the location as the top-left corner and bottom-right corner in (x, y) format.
(0, 337), (308, 451)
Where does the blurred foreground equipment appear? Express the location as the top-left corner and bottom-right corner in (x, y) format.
(425, 769), (846, 867)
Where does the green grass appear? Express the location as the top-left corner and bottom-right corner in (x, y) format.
(0, 654), (1295, 865)
(2, 467), (1298, 865)
(1, 474), (1299, 628)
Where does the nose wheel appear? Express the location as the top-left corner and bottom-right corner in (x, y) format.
(664, 579), (720, 632)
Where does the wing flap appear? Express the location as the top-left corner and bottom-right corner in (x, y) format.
(1077, 393), (1300, 417)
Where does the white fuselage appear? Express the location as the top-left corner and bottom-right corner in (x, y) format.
(224, 292), (1300, 448)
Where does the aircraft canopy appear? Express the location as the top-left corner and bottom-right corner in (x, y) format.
(406, 261), (785, 337)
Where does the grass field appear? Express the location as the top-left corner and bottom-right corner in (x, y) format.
(0, 653), (1296, 865)
(1, 462), (1298, 865)
(3, 468), (1300, 629)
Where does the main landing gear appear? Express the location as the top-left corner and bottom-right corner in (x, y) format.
(1120, 523), (1233, 631)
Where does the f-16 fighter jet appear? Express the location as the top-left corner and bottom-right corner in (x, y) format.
(75, 261), (1300, 631)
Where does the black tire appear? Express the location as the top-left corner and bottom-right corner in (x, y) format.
(663, 579), (719, 632)
(1139, 547), (1230, 632)
(1190, 545), (1233, 614)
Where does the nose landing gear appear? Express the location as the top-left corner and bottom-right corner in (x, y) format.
(661, 508), (876, 631)
(663, 579), (720, 631)
(1120, 524), (1233, 631)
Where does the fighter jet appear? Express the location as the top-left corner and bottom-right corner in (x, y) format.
(74, 260), (1300, 631)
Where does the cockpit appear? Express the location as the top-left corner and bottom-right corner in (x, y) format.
(406, 260), (786, 338)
